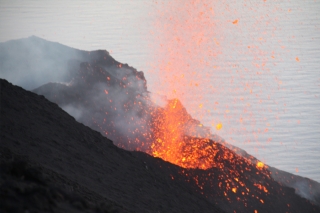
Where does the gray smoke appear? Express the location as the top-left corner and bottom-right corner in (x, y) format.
(269, 166), (320, 206)
(0, 36), (154, 150)
(0, 36), (86, 90)
(33, 61), (153, 151)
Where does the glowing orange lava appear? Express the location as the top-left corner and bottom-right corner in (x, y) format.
(149, 99), (217, 169)
(146, 0), (224, 169)
(256, 161), (264, 170)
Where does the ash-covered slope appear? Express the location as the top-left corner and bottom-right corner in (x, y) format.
(0, 79), (225, 213)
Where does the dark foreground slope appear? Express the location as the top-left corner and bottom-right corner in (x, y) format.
(1, 80), (320, 213)
(0, 79), (225, 213)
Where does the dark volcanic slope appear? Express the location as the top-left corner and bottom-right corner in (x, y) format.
(0, 79), (225, 213)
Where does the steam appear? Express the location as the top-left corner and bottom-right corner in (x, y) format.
(293, 181), (316, 202)
(61, 105), (84, 120)
(149, 93), (168, 108)
(0, 36), (85, 90)
(269, 166), (320, 206)
(33, 61), (153, 151)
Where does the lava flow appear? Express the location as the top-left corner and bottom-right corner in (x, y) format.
(147, 98), (269, 178)
(149, 98), (216, 169)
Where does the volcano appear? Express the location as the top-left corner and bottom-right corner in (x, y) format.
(1, 36), (320, 213)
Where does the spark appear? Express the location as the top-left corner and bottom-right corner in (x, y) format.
(256, 161), (264, 169)
(216, 123), (223, 130)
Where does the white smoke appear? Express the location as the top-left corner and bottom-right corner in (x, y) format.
(61, 104), (84, 120)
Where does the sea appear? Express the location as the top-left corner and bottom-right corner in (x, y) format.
(1, 0), (319, 182)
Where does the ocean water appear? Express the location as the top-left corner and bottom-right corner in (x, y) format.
(1, 0), (319, 182)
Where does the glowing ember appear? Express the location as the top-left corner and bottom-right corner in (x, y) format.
(216, 123), (223, 130)
(254, 183), (268, 193)
(256, 161), (264, 169)
(149, 99), (217, 169)
(232, 19), (239, 24)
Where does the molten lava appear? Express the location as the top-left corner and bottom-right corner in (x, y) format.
(149, 99), (216, 169)
(148, 99), (258, 172)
